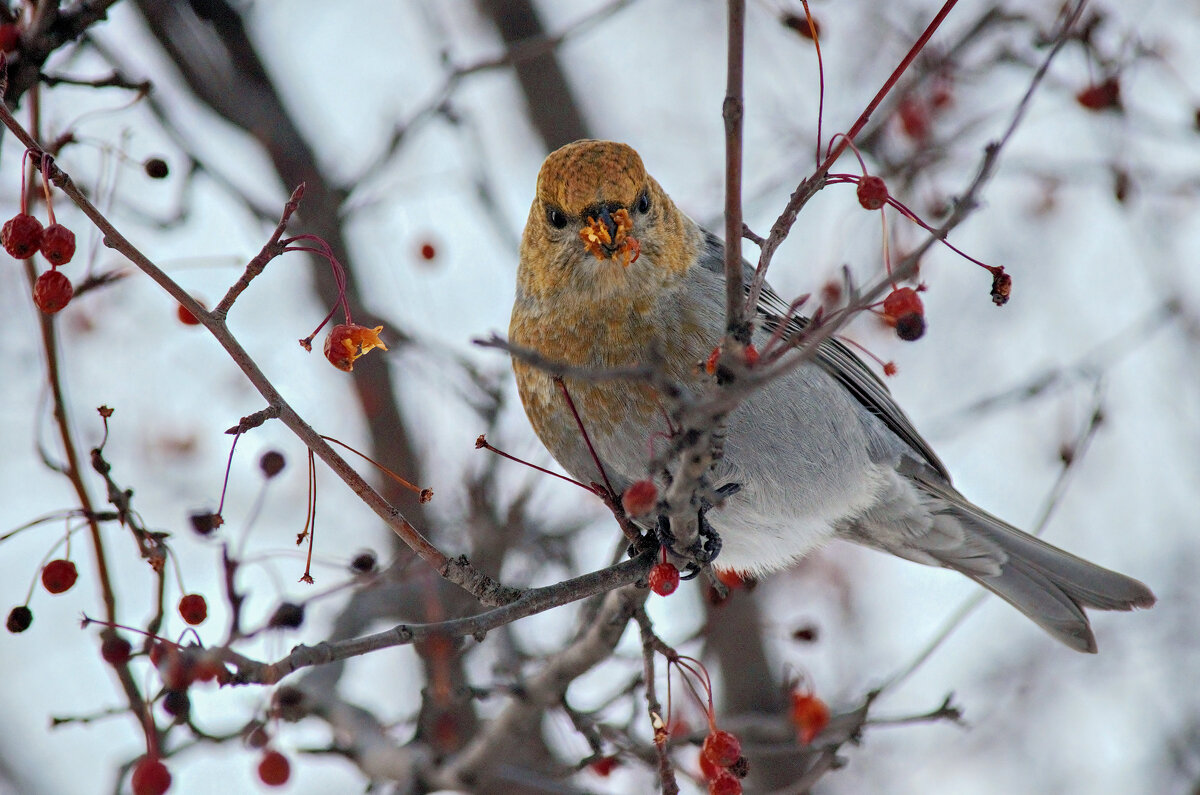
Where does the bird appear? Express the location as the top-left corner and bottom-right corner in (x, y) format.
(509, 139), (1155, 652)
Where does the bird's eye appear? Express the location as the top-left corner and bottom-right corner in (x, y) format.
(635, 191), (650, 214)
(546, 206), (568, 229)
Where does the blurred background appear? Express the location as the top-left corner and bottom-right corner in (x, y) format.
(0, 1), (1196, 793)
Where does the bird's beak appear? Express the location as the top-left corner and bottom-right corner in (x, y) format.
(580, 206), (640, 266)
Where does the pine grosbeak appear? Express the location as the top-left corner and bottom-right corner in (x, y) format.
(510, 139), (1154, 651)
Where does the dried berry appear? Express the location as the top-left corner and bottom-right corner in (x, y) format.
(323, 323), (387, 372)
(648, 562), (680, 597)
(2, 212), (43, 258)
(6, 605), (32, 633)
(33, 269), (74, 314)
(42, 559), (78, 594)
(259, 450), (286, 478)
(178, 593), (208, 625)
(144, 158), (170, 179)
(702, 729), (742, 768)
(131, 756), (172, 795)
(856, 175), (889, 210)
(39, 223), (75, 266)
(189, 511), (222, 536)
(257, 749), (291, 786)
(990, 268), (1012, 306)
(162, 689), (191, 719)
(101, 635), (132, 665)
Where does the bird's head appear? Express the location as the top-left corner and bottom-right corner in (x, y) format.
(517, 140), (698, 302)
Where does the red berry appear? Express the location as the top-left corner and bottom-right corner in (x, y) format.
(790, 691), (831, 744)
(41, 559), (78, 594)
(621, 480), (658, 516)
(6, 605), (32, 633)
(897, 94), (930, 141)
(647, 562), (680, 597)
(1076, 77), (1120, 111)
(856, 175), (888, 210)
(101, 635), (132, 665)
(882, 286), (925, 341)
(258, 749), (291, 786)
(702, 729), (741, 768)
(714, 568), (745, 589)
(709, 770), (743, 795)
(2, 213), (43, 258)
(39, 223), (75, 266)
(131, 756), (172, 795)
(177, 302), (203, 326)
(33, 269), (73, 314)
(589, 756), (619, 776)
(698, 749), (723, 780)
(419, 241), (437, 261)
(178, 593), (208, 625)
(0, 24), (19, 52)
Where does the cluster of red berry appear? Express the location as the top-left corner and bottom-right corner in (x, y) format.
(698, 728), (746, 795)
(3, 154), (77, 313)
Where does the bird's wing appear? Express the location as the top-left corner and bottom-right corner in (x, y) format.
(699, 231), (950, 480)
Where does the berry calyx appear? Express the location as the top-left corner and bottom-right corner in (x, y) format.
(701, 729), (742, 768)
(709, 769), (743, 795)
(101, 635), (132, 665)
(178, 593), (208, 625)
(6, 605), (32, 633)
(258, 749), (291, 786)
(648, 561), (680, 597)
(856, 175), (889, 210)
(39, 223), (75, 266)
(33, 269), (73, 314)
(790, 691), (831, 745)
(131, 756), (172, 795)
(882, 287), (925, 341)
(621, 479), (658, 517)
(2, 213), (43, 259)
(41, 559), (78, 594)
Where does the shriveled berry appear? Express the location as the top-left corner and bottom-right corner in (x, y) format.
(189, 511), (222, 536)
(178, 593), (208, 625)
(856, 175), (889, 210)
(790, 691), (831, 744)
(39, 223), (76, 266)
(702, 729), (742, 768)
(648, 562), (680, 597)
(709, 769), (743, 795)
(6, 605), (32, 633)
(162, 689), (191, 719)
(33, 269), (73, 314)
(2, 212), (43, 258)
(42, 559), (78, 594)
(144, 158), (170, 179)
(258, 749), (291, 786)
(131, 756), (172, 795)
(101, 635), (132, 665)
(990, 268), (1012, 306)
(621, 479), (658, 517)
(259, 450), (285, 478)
(268, 601), (304, 629)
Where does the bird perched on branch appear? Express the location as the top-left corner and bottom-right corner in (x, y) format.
(509, 139), (1154, 652)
